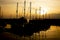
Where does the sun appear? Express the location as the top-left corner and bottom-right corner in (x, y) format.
(41, 8), (47, 15)
(40, 7), (48, 15)
(37, 7), (48, 16)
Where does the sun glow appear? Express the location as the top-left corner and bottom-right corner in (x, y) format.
(37, 7), (48, 15)
(40, 7), (48, 15)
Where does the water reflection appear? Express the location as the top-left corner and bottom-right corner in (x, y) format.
(21, 25), (60, 40)
(5, 24), (11, 29)
(4, 25), (60, 40)
(45, 25), (60, 38)
(39, 25), (60, 39)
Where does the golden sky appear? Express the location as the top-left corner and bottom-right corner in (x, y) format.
(0, 0), (60, 18)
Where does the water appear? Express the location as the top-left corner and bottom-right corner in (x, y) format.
(4, 25), (60, 40)
(22, 25), (60, 40)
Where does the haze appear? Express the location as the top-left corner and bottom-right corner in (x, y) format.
(0, 0), (60, 19)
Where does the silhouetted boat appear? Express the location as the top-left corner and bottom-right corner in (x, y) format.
(0, 17), (60, 36)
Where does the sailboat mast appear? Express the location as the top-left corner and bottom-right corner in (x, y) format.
(39, 7), (41, 19)
(24, 0), (26, 17)
(35, 9), (37, 19)
(16, 2), (18, 18)
(0, 6), (1, 18)
(30, 2), (31, 20)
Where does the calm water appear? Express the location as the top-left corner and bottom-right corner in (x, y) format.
(4, 25), (60, 40)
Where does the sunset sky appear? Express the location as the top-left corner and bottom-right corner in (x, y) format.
(0, 0), (60, 18)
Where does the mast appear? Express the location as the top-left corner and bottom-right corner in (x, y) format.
(39, 7), (41, 19)
(30, 2), (32, 20)
(0, 6), (1, 18)
(35, 9), (37, 19)
(24, 0), (26, 17)
(43, 10), (44, 19)
(16, 2), (18, 18)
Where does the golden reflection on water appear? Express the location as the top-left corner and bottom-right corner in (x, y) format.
(24, 25), (60, 40)
(5, 25), (60, 40)
(35, 25), (60, 39)
(5, 24), (11, 29)
(17, 25), (60, 40)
